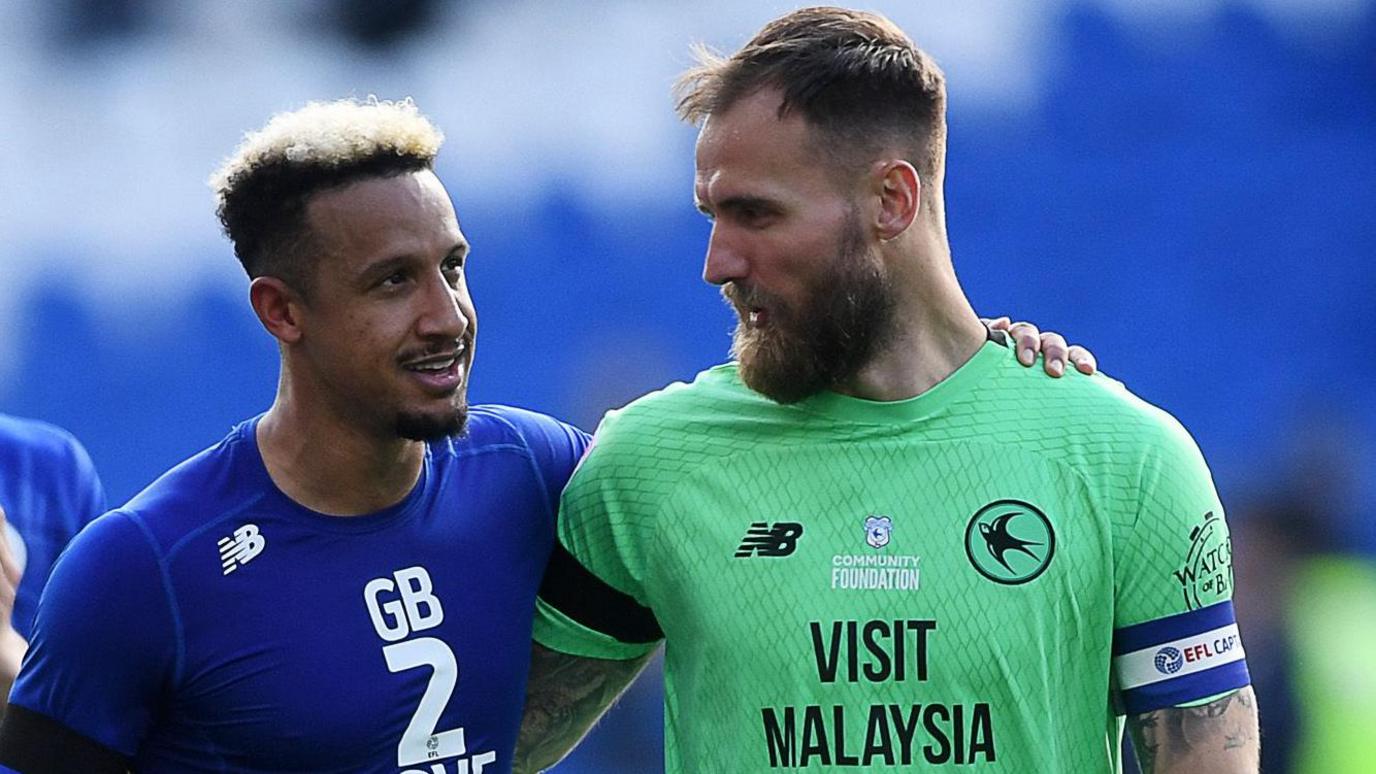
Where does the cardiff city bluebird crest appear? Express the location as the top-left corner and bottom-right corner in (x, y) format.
(865, 516), (892, 549)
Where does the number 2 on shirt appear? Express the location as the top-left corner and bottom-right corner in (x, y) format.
(365, 566), (477, 768)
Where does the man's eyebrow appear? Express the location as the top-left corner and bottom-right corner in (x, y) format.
(714, 195), (781, 215)
(357, 254), (413, 283)
(360, 243), (468, 281)
(447, 242), (470, 261)
(695, 194), (779, 215)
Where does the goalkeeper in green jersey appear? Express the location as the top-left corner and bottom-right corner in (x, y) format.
(519, 7), (1257, 773)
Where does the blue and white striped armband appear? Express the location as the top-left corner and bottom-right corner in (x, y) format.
(1111, 600), (1251, 715)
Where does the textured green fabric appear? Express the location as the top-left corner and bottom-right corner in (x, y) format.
(535, 338), (1236, 772)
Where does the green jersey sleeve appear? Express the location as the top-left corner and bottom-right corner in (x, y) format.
(1109, 407), (1249, 714)
(534, 408), (665, 660)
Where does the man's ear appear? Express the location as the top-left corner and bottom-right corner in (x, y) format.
(871, 159), (920, 241)
(249, 276), (305, 345)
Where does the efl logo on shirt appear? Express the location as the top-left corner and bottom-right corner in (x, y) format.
(218, 523), (266, 575)
(735, 522), (804, 558)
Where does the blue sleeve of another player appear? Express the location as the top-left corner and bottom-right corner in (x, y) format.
(64, 435), (107, 527)
(7, 510), (177, 758)
(0, 421), (108, 642)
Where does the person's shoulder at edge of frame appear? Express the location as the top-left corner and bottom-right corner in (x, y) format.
(0, 413), (95, 477)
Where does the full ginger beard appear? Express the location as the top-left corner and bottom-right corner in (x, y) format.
(726, 218), (897, 405)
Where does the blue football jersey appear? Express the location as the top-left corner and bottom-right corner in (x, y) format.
(6, 406), (588, 773)
(0, 414), (106, 639)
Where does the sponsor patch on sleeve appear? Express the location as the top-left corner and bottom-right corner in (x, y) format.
(1112, 600), (1251, 714)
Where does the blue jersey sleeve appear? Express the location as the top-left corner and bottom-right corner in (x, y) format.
(0, 417), (107, 640)
(34, 425), (107, 528)
(62, 432), (106, 532)
(487, 407), (590, 523)
(8, 510), (177, 758)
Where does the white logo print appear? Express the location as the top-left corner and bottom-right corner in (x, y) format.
(218, 524), (266, 574)
(865, 515), (892, 549)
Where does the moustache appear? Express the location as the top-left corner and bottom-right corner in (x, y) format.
(396, 336), (472, 366)
(722, 283), (774, 310)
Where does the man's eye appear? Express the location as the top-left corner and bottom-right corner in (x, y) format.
(381, 271), (408, 287)
(740, 207), (773, 226)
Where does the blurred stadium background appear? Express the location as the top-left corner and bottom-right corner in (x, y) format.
(2, 0), (1373, 770)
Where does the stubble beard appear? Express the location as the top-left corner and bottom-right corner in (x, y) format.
(393, 337), (474, 441)
(395, 393), (469, 441)
(727, 215), (897, 405)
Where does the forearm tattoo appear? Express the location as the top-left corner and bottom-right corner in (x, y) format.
(1127, 686), (1258, 773)
(512, 644), (655, 774)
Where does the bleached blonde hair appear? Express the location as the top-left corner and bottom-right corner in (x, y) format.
(210, 97), (444, 293)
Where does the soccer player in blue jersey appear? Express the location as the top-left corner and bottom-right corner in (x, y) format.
(0, 415), (106, 710)
(0, 97), (1086, 773)
(0, 99), (591, 774)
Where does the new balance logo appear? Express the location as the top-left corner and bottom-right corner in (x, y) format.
(218, 524), (266, 575)
(735, 522), (804, 558)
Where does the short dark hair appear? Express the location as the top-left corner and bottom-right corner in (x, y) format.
(675, 7), (947, 185)
(209, 98), (443, 295)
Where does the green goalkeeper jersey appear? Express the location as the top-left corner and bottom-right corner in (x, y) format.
(534, 333), (1249, 772)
